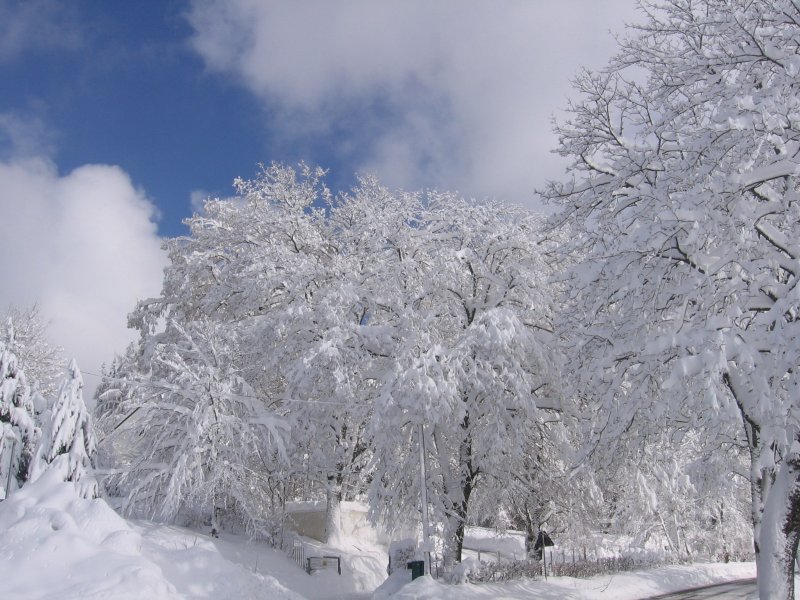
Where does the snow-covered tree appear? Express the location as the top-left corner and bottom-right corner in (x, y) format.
(543, 1), (800, 596)
(100, 318), (289, 535)
(366, 192), (560, 564)
(0, 323), (38, 498)
(1, 318), (99, 500)
(490, 417), (591, 558)
(127, 163), (370, 539)
(30, 359), (98, 499)
(591, 427), (751, 560)
(2, 305), (64, 398)
(101, 163), (560, 557)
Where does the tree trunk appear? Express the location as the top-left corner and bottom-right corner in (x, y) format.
(525, 520), (536, 559)
(443, 421), (477, 566)
(756, 450), (800, 600)
(444, 500), (468, 566)
(324, 474), (343, 544)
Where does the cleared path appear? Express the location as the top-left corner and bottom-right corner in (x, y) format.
(647, 578), (756, 599)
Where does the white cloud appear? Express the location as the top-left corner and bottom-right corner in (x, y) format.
(187, 0), (640, 205)
(0, 0), (81, 62)
(189, 189), (210, 215)
(0, 152), (167, 398)
(0, 112), (55, 159)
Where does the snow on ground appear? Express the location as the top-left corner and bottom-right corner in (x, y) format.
(378, 563), (757, 600)
(462, 526), (526, 561)
(0, 477), (766, 600)
(210, 529), (387, 600)
(0, 471), (303, 600)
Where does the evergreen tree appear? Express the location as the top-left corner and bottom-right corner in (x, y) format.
(31, 359), (98, 499)
(0, 321), (39, 498)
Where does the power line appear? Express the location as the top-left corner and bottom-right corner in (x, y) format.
(82, 369), (356, 406)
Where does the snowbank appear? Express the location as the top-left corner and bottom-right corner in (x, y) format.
(463, 526), (525, 559)
(0, 470), (304, 600)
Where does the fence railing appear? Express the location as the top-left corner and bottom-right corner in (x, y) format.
(305, 555), (342, 575)
(467, 551), (696, 583)
(547, 554), (687, 578)
(290, 539), (306, 570)
(279, 530), (342, 576)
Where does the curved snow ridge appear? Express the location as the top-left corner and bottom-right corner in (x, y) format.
(0, 470), (306, 600)
(0, 470), (178, 600)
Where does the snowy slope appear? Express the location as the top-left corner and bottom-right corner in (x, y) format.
(0, 471), (303, 600)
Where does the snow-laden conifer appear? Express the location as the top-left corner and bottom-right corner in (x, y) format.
(0, 321), (38, 498)
(30, 359), (98, 498)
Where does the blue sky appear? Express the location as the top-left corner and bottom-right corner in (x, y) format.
(0, 0), (638, 391)
(3, 1), (271, 237)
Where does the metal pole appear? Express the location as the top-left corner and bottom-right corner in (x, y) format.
(543, 542), (547, 579)
(418, 423), (431, 574)
(3, 439), (16, 500)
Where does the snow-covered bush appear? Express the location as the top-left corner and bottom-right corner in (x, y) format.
(465, 558), (539, 583)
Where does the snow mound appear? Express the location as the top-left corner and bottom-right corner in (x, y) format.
(0, 469), (176, 599)
(375, 575), (460, 600)
(0, 470), (305, 600)
(372, 570), (413, 599)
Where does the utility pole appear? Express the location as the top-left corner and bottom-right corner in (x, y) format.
(3, 440), (16, 501)
(418, 423), (431, 574)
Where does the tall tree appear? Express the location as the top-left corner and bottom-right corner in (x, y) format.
(367, 192), (560, 564)
(101, 164), (560, 558)
(543, 1), (800, 596)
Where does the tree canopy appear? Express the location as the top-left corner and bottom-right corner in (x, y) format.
(98, 164), (560, 561)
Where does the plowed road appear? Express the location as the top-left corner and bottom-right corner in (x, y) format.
(647, 579), (757, 599)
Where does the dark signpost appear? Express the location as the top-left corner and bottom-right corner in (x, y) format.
(534, 530), (554, 578)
